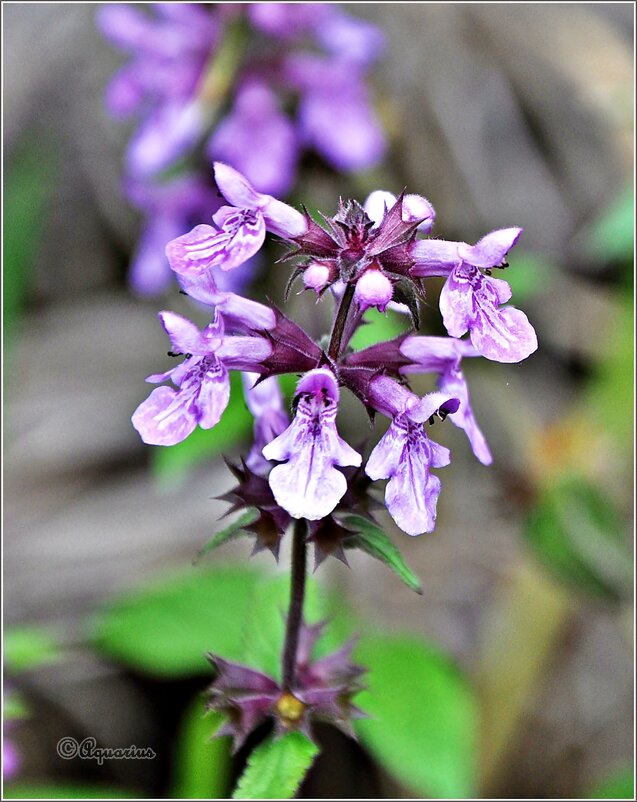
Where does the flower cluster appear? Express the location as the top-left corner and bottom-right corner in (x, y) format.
(98, 3), (386, 295)
(133, 162), (537, 538)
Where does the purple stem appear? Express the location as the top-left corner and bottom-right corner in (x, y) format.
(281, 519), (307, 689)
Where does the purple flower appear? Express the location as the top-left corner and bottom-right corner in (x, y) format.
(132, 310), (270, 446)
(166, 163), (306, 277)
(411, 228), (538, 363)
(125, 174), (219, 295)
(400, 336), (492, 465)
(262, 369), (361, 520)
(207, 81), (299, 197)
(97, 4), (217, 177)
(365, 377), (460, 536)
(206, 622), (365, 749)
(285, 55), (386, 173)
(242, 372), (289, 475)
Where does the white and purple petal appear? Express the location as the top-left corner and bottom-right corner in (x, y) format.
(457, 227), (522, 268)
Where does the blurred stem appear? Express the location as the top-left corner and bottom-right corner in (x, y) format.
(475, 557), (572, 796)
(281, 520), (307, 689)
(197, 18), (247, 109)
(328, 283), (356, 361)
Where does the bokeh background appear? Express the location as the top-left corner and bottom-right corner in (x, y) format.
(3, 3), (634, 799)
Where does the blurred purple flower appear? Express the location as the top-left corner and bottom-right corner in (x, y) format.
(242, 372), (289, 476)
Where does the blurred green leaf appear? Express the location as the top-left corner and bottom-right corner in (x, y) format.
(151, 372), (253, 483)
(356, 634), (476, 799)
(91, 566), (261, 677)
(586, 295), (634, 442)
(505, 252), (553, 301)
(341, 514), (422, 594)
(524, 475), (631, 600)
(3, 692), (29, 722)
(4, 627), (62, 672)
(171, 701), (231, 799)
(241, 574), (343, 681)
(587, 184), (634, 264)
(4, 138), (56, 348)
(3, 784), (136, 799)
(231, 733), (319, 800)
(588, 765), (634, 799)
(195, 508), (260, 564)
(350, 308), (407, 350)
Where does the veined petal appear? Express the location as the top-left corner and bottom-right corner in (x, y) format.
(438, 367), (492, 465)
(132, 385), (198, 446)
(158, 310), (218, 356)
(458, 227), (522, 268)
(193, 363), (231, 429)
(214, 161), (269, 209)
(470, 305), (538, 363)
(438, 265), (476, 338)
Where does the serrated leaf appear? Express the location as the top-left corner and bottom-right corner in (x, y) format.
(171, 700), (231, 799)
(231, 733), (319, 800)
(4, 627), (62, 672)
(341, 514), (422, 594)
(524, 475), (631, 600)
(195, 508), (260, 564)
(90, 566), (260, 677)
(356, 634), (476, 799)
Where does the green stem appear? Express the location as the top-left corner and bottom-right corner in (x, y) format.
(327, 283), (356, 361)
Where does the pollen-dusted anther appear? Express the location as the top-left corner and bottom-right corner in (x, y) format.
(275, 691), (306, 729)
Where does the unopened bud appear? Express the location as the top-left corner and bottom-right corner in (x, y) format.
(303, 262), (332, 292)
(354, 269), (393, 312)
(403, 194), (435, 234)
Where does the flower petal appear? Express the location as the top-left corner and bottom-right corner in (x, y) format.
(470, 305), (538, 363)
(131, 385), (198, 446)
(410, 239), (461, 276)
(158, 310), (214, 356)
(458, 227), (522, 268)
(438, 266), (476, 338)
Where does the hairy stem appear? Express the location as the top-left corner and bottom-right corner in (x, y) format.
(327, 282), (356, 361)
(281, 519), (308, 690)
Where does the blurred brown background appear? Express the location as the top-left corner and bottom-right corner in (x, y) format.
(4, 3), (634, 798)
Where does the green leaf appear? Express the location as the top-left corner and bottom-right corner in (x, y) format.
(356, 634), (477, 799)
(195, 508), (260, 564)
(90, 566), (261, 677)
(171, 700), (231, 799)
(341, 514), (422, 594)
(231, 733), (319, 800)
(350, 308), (407, 351)
(585, 295), (634, 442)
(4, 627), (62, 672)
(524, 475), (632, 600)
(4, 138), (57, 349)
(3, 692), (29, 722)
(3, 784), (136, 800)
(151, 372), (254, 484)
(588, 765), (634, 799)
(587, 183), (634, 264)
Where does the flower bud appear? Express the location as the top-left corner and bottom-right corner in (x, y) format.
(303, 261), (332, 292)
(354, 268), (393, 312)
(403, 193), (435, 233)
